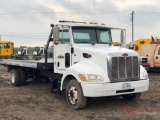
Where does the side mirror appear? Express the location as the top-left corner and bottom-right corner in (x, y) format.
(120, 29), (126, 44)
(53, 26), (60, 45)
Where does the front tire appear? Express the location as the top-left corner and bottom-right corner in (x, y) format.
(122, 93), (141, 101)
(66, 80), (87, 110)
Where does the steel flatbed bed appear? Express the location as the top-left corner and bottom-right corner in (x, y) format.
(0, 58), (53, 70)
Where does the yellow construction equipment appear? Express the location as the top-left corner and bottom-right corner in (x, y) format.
(129, 37), (160, 70)
(112, 41), (121, 46)
(129, 37), (159, 51)
(0, 40), (14, 58)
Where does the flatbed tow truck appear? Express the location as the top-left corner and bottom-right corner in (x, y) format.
(0, 21), (149, 109)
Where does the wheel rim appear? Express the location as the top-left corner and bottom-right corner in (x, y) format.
(11, 72), (15, 84)
(68, 85), (78, 105)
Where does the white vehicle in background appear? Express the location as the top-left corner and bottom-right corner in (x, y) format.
(0, 21), (149, 109)
(33, 46), (44, 60)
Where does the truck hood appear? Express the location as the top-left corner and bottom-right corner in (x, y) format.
(79, 45), (139, 57)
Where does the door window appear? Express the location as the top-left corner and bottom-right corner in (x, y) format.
(59, 30), (70, 44)
(4, 43), (10, 48)
(0, 43), (2, 48)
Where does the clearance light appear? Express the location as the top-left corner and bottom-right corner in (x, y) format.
(89, 22), (98, 25)
(101, 23), (105, 25)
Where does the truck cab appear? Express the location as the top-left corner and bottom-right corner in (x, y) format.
(49, 23), (149, 109)
(137, 44), (160, 68)
(0, 41), (14, 58)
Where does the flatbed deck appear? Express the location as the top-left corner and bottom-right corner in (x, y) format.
(0, 58), (54, 70)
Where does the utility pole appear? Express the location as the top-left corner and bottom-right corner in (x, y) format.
(130, 10), (135, 41)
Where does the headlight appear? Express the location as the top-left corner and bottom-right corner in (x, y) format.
(79, 74), (104, 81)
(143, 71), (148, 79)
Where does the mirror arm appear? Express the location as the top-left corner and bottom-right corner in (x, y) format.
(45, 24), (54, 64)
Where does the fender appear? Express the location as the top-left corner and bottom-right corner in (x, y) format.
(140, 65), (149, 79)
(60, 61), (109, 90)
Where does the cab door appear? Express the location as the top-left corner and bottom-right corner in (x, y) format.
(54, 29), (72, 73)
(154, 45), (160, 67)
(4, 43), (11, 56)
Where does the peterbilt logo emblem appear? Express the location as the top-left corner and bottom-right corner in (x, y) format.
(122, 53), (128, 57)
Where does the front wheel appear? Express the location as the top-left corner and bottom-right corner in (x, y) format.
(122, 93), (141, 101)
(66, 80), (87, 110)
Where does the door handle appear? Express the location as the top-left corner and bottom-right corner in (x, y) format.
(58, 55), (64, 59)
(156, 56), (158, 59)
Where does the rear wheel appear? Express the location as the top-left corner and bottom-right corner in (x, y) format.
(11, 69), (21, 86)
(122, 93), (141, 101)
(66, 80), (87, 110)
(19, 69), (27, 85)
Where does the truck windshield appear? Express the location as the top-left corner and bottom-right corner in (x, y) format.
(72, 27), (112, 44)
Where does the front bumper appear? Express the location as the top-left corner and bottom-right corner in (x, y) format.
(81, 79), (149, 97)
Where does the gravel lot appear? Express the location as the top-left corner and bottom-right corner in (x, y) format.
(0, 66), (159, 120)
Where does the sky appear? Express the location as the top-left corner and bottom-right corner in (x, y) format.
(0, 0), (160, 47)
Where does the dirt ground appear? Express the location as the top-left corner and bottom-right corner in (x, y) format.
(0, 66), (159, 120)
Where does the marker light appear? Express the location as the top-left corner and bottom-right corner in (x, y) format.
(89, 22), (98, 25)
(101, 23), (105, 25)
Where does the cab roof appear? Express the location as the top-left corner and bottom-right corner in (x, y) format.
(56, 23), (119, 29)
(0, 40), (13, 43)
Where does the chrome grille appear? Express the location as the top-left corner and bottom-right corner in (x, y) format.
(133, 57), (139, 77)
(112, 57), (118, 79)
(112, 56), (139, 81)
(119, 57), (125, 79)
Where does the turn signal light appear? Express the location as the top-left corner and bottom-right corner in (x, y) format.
(79, 74), (87, 81)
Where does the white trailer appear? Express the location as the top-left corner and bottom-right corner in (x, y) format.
(0, 21), (149, 109)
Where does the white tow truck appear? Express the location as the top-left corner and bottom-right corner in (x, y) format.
(0, 21), (149, 109)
